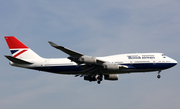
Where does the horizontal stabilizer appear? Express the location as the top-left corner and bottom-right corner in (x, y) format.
(4, 55), (33, 64)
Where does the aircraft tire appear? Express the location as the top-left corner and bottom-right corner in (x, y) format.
(97, 81), (101, 84)
(157, 75), (161, 79)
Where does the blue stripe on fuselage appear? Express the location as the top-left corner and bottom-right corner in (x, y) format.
(29, 63), (176, 73)
(30, 65), (82, 73)
(122, 63), (177, 70)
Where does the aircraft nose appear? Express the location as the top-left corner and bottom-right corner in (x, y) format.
(171, 59), (177, 66)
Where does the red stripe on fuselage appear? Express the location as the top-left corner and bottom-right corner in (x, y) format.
(5, 36), (28, 49)
(13, 50), (27, 57)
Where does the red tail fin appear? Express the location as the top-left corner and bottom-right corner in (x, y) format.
(4, 36), (28, 49)
(4, 36), (41, 59)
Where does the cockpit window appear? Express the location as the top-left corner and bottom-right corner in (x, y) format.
(162, 54), (166, 56)
(162, 54), (166, 58)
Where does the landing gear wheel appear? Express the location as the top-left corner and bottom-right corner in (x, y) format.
(98, 76), (103, 81)
(97, 72), (103, 84)
(97, 73), (103, 83)
(99, 78), (102, 81)
(97, 81), (101, 84)
(157, 70), (161, 79)
(157, 75), (161, 79)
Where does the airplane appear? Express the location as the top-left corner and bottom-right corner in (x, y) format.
(4, 36), (177, 84)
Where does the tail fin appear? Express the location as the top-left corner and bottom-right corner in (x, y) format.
(4, 36), (41, 59)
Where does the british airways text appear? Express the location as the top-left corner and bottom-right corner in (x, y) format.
(127, 56), (155, 59)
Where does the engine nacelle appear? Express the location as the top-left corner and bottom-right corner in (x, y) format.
(104, 74), (118, 80)
(84, 75), (97, 81)
(79, 56), (97, 64)
(103, 63), (120, 70)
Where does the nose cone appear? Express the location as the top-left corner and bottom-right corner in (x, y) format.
(171, 59), (178, 67)
(163, 56), (177, 69)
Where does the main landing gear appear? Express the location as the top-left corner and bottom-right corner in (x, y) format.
(97, 81), (101, 84)
(157, 70), (161, 79)
(97, 73), (103, 84)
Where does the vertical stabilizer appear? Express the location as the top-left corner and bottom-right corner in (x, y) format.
(4, 36), (42, 59)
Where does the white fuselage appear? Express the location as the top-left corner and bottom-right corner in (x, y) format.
(10, 53), (177, 75)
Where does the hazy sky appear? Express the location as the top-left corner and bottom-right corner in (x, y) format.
(0, 0), (180, 109)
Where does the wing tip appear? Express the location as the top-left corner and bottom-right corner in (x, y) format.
(48, 41), (64, 48)
(48, 41), (58, 47)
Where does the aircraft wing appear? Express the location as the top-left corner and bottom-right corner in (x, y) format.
(48, 41), (105, 64)
(48, 41), (84, 58)
(48, 41), (128, 68)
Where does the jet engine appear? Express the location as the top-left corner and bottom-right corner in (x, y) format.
(103, 63), (120, 70)
(104, 74), (118, 80)
(79, 56), (97, 64)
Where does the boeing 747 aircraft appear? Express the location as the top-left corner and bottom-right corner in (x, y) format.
(4, 36), (177, 84)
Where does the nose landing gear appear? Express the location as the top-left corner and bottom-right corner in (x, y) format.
(157, 70), (161, 79)
(157, 75), (161, 79)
